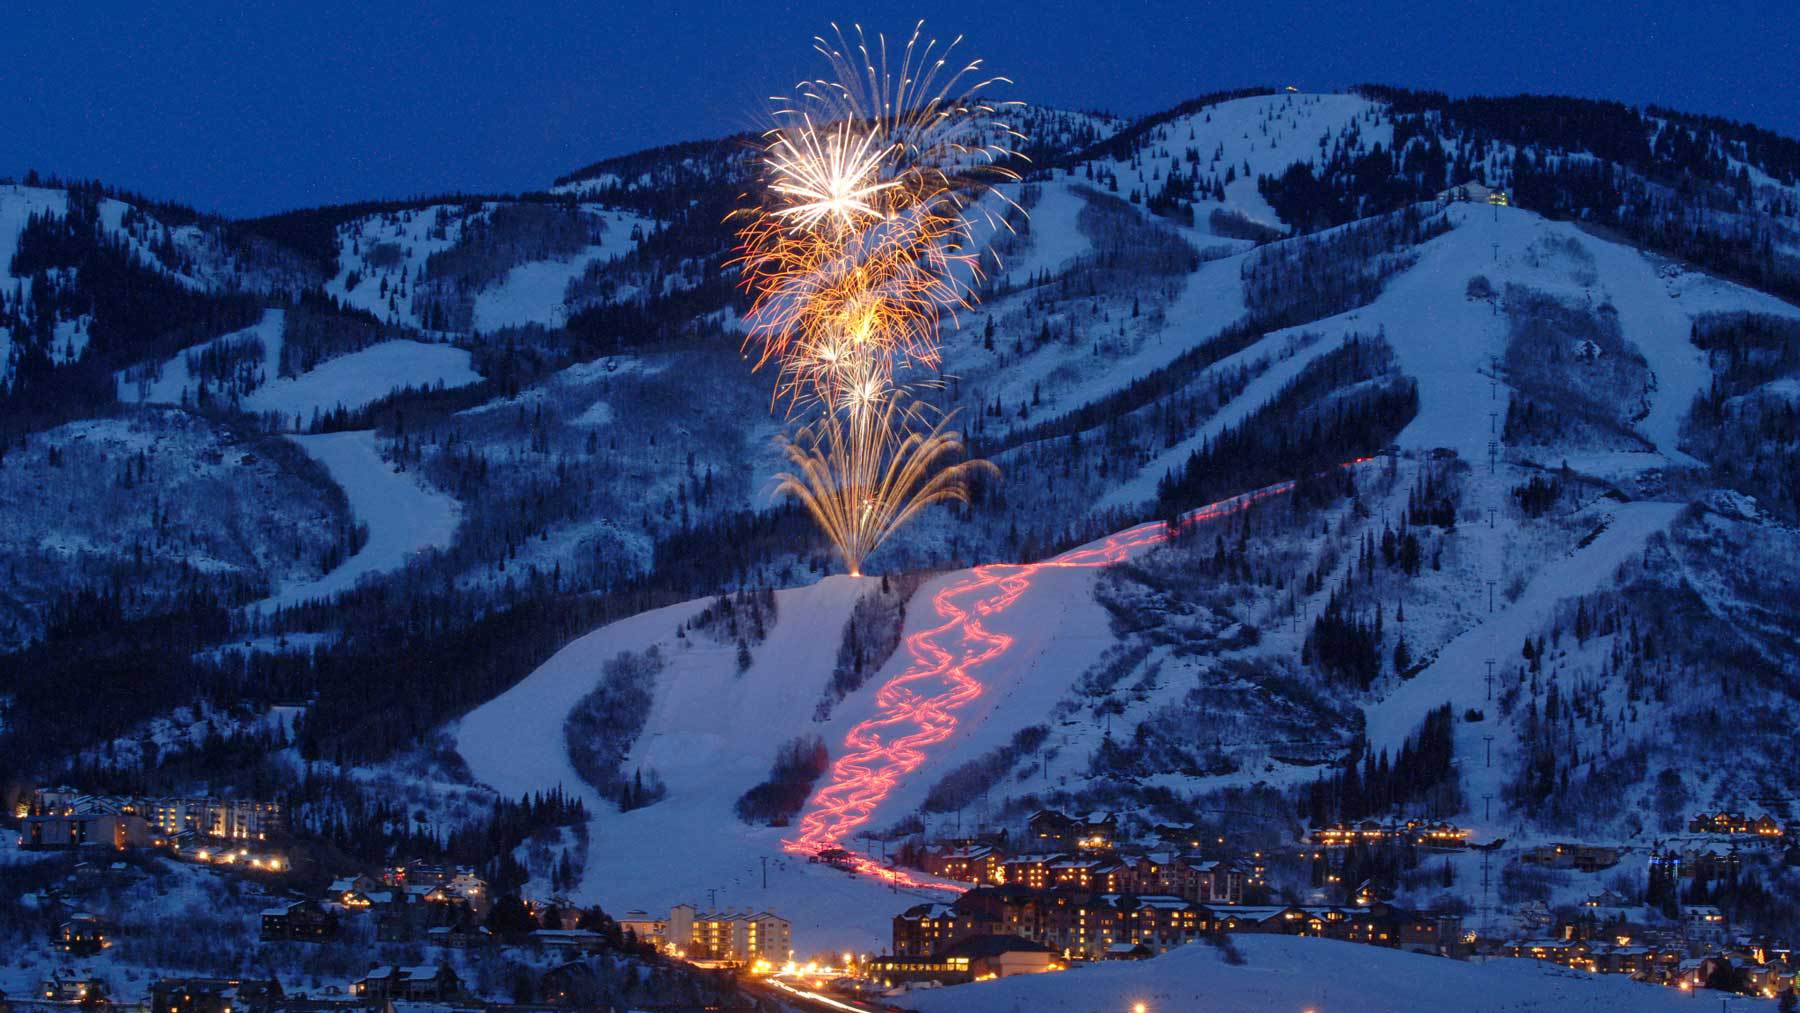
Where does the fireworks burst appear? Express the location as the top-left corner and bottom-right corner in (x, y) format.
(734, 22), (1023, 575)
(776, 402), (997, 578)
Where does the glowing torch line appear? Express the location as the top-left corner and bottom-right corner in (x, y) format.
(783, 461), (1373, 890)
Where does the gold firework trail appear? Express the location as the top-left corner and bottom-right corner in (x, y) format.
(776, 403), (996, 577)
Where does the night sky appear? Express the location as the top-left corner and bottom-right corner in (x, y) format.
(6, 1), (1796, 218)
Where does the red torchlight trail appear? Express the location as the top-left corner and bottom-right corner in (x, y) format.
(783, 463), (1372, 890)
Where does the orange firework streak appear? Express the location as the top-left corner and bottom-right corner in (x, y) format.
(784, 463), (1376, 890)
(732, 23), (1024, 578)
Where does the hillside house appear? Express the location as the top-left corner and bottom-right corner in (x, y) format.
(923, 845), (1002, 884)
(426, 924), (495, 948)
(533, 928), (609, 955)
(1521, 842), (1621, 872)
(40, 976), (108, 1003)
(260, 899), (338, 942)
(1027, 810), (1116, 849)
(57, 912), (111, 955)
(1683, 905), (1728, 944)
(351, 966), (459, 1003)
(617, 910), (666, 945)
(152, 979), (284, 1013)
(1436, 181), (1509, 206)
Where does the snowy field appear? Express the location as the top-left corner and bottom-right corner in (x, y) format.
(903, 935), (1710, 1013)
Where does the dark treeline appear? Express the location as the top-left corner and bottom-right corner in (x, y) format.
(1240, 207), (1450, 326)
(817, 574), (919, 720)
(565, 648), (666, 812)
(1155, 337), (1419, 513)
(922, 724), (1050, 814)
(1686, 313), (1800, 520)
(297, 782), (588, 895)
(734, 736), (830, 826)
(0, 586), (234, 783)
(1298, 704), (1459, 824)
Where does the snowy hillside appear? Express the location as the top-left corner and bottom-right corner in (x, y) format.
(324, 200), (655, 333)
(253, 429), (461, 612)
(117, 308), (287, 407)
(0, 408), (356, 647)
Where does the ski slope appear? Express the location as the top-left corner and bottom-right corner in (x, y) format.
(903, 934), (1702, 1013)
(1093, 92), (1391, 228)
(457, 575), (919, 948)
(456, 482), (1305, 949)
(242, 339), (480, 427)
(253, 430), (460, 612)
(1101, 202), (1800, 511)
(993, 179), (1091, 285)
(471, 208), (653, 332)
(1363, 498), (1684, 836)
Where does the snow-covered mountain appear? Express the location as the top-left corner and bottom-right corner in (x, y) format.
(4, 87), (1800, 997)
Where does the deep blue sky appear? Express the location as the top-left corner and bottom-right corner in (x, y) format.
(5, 2), (1797, 218)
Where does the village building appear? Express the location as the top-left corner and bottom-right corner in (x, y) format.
(350, 966), (460, 1003)
(922, 844), (1003, 884)
(1520, 842), (1621, 872)
(1436, 181), (1510, 206)
(869, 933), (1060, 986)
(893, 903), (976, 957)
(426, 924), (495, 948)
(1685, 810), (1787, 836)
(39, 975), (107, 1004)
(144, 797), (284, 841)
(666, 905), (791, 964)
(260, 899), (339, 942)
(1026, 810), (1117, 850)
(19, 812), (153, 851)
(152, 979), (284, 1013)
(617, 910), (666, 946)
(939, 934), (1057, 979)
(1682, 905), (1728, 945)
(533, 928), (610, 956)
(56, 912), (111, 955)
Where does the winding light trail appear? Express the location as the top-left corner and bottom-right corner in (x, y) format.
(785, 463), (1371, 889)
